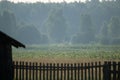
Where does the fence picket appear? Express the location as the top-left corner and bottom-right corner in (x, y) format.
(103, 61), (107, 80)
(85, 63), (87, 80)
(25, 62), (28, 80)
(29, 62), (32, 80)
(19, 61), (22, 80)
(71, 64), (73, 80)
(108, 62), (111, 80)
(39, 63), (41, 80)
(118, 62), (120, 80)
(88, 63), (90, 80)
(91, 62), (94, 80)
(43, 63), (45, 80)
(95, 62), (97, 80)
(57, 63), (59, 80)
(46, 63), (49, 80)
(64, 63), (66, 80)
(35, 62), (38, 80)
(99, 62), (101, 80)
(21, 62), (24, 80)
(60, 63), (63, 80)
(53, 63), (55, 80)
(74, 63), (76, 80)
(33, 63), (35, 80)
(78, 63), (80, 80)
(15, 61), (18, 80)
(50, 63), (52, 80)
(67, 64), (69, 80)
(81, 63), (83, 80)
(113, 62), (116, 80)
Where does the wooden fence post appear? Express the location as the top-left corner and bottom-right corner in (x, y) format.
(20, 61), (22, 80)
(22, 62), (24, 80)
(43, 63), (45, 80)
(78, 63), (80, 80)
(113, 62), (117, 80)
(15, 61), (18, 80)
(61, 63), (63, 80)
(74, 63), (77, 80)
(29, 62), (32, 80)
(88, 63), (90, 80)
(71, 64), (73, 80)
(33, 63), (35, 80)
(99, 62), (101, 80)
(64, 63), (66, 80)
(53, 63), (56, 80)
(118, 62), (120, 80)
(103, 61), (112, 80)
(108, 62), (111, 80)
(39, 63), (41, 80)
(46, 63), (49, 80)
(35, 62), (38, 80)
(95, 62), (97, 80)
(57, 63), (59, 80)
(85, 63), (87, 80)
(103, 62), (108, 80)
(81, 63), (83, 80)
(67, 64), (69, 80)
(50, 63), (52, 80)
(26, 62), (28, 80)
(91, 62), (94, 80)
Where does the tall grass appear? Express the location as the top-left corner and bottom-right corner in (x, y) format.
(13, 45), (120, 60)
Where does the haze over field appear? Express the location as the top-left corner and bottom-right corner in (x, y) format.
(1, 0), (86, 3)
(0, 0), (120, 45)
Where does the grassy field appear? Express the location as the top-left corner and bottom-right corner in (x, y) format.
(13, 45), (120, 63)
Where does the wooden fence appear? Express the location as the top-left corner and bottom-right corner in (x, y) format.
(13, 61), (120, 80)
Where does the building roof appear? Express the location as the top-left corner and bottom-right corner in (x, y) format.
(0, 31), (25, 48)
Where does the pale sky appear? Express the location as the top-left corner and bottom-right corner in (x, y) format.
(6, 0), (86, 3)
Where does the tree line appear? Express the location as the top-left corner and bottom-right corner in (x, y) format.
(0, 0), (120, 45)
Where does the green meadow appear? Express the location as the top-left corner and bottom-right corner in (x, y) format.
(13, 45), (120, 62)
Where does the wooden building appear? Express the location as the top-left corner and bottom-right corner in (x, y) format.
(0, 31), (25, 80)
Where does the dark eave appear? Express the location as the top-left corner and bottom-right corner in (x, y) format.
(0, 31), (25, 48)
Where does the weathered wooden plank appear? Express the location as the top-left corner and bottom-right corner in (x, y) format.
(113, 62), (117, 80)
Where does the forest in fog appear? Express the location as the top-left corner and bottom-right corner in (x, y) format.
(0, 0), (120, 45)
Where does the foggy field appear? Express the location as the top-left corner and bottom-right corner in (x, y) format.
(1, 1), (120, 63)
(13, 45), (120, 63)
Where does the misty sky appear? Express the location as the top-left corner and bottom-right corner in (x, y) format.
(5, 0), (86, 3)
